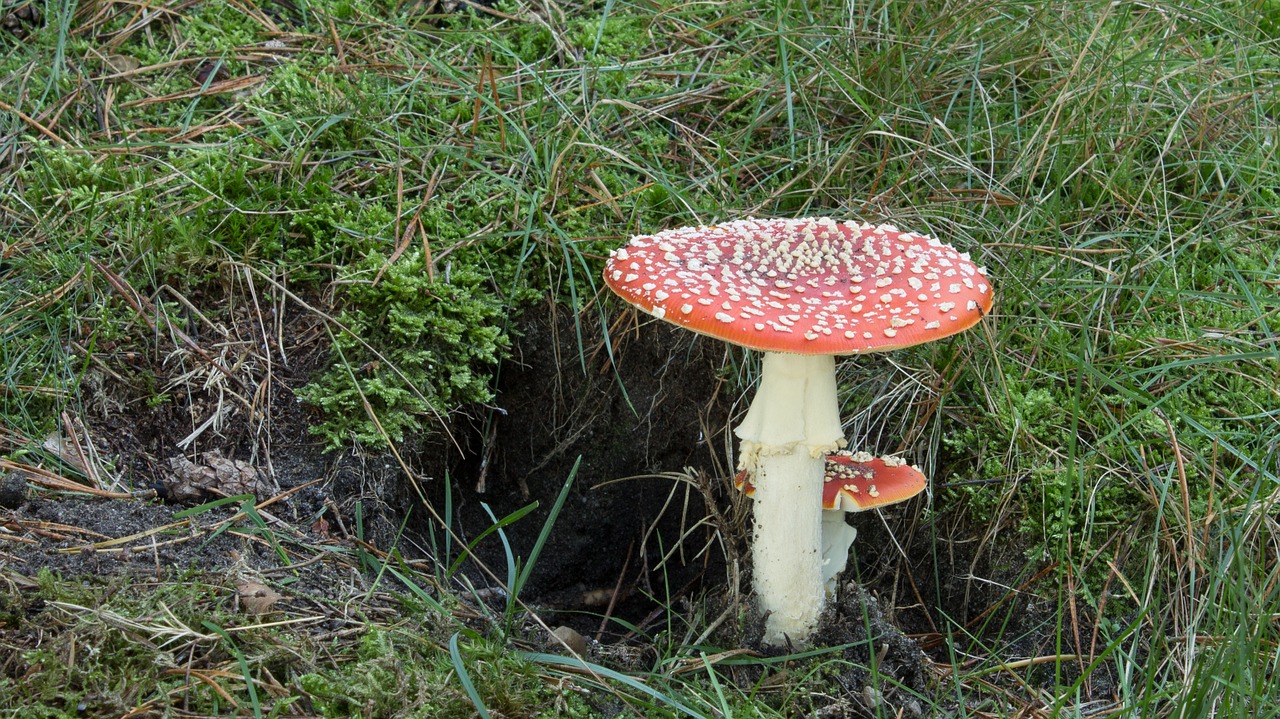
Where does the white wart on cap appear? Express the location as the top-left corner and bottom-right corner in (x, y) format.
(604, 217), (992, 354)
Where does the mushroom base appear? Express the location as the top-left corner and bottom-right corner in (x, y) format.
(748, 443), (827, 646)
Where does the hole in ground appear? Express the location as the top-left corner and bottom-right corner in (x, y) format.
(431, 304), (737, 639)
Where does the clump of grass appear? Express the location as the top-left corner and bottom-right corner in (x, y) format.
(298, 625), (596, 719)
(0, 564), (599, 718)
(3, 569), (300, 717)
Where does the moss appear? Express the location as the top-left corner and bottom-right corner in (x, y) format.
(298, 626), (593, 719)
(4, 569), (589, 719)
(3, 572), (297, 717)
(571, 13), (652, 62)
(297, 252), (510, 448)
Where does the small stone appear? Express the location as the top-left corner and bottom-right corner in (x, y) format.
(236, 579), (283, 616)
(550, 626), (587, 656)
(0, 471), (27, 509)
(861, 685), (884, 708)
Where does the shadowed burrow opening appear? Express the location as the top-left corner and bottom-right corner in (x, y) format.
(433, 306), (740, 638)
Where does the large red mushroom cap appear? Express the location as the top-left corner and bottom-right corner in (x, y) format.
(734, 451), (927, 511)
(604, 217), (992, 354)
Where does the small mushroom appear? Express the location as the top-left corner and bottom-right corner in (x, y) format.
(605, 217), (991, 645)
(735, 451), (927, 593)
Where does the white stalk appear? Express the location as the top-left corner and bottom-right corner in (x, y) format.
(821, 510), (857, 596)
(736, 352), (844, 646)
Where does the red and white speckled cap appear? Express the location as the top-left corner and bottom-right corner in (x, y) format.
(734, 451), (927, 511)
(604, 217), (992, 354)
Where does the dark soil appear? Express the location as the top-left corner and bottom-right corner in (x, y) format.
(4, 496), (243, 579)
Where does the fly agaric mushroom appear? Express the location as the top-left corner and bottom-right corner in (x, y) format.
(604, 217), (991, 645)
(734, 451), (927, 594)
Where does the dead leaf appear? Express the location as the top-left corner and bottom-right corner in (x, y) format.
(41, 432), (85, 473)
(103, 54), (139, 75)
(311, 516), (330, 537)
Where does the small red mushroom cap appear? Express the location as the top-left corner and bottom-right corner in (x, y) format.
(735, 451), (927, 511)
(604, 218), (992, 354)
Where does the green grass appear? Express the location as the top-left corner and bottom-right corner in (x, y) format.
(1, 567), (596, 718)
(2, 0), (1279, 715)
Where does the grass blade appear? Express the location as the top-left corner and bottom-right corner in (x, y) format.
(449, 632), (492, 719)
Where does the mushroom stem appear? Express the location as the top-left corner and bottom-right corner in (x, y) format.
(821, 510), (857, 596)
(736, 352), (845, 646)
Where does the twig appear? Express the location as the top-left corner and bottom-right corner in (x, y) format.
(0, 99), (79, 148)
(0, 459), (148, 500)
(595, 540), (633, 642)
(1154, 407), (1198, 570)
(60, 412), (102, 491)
